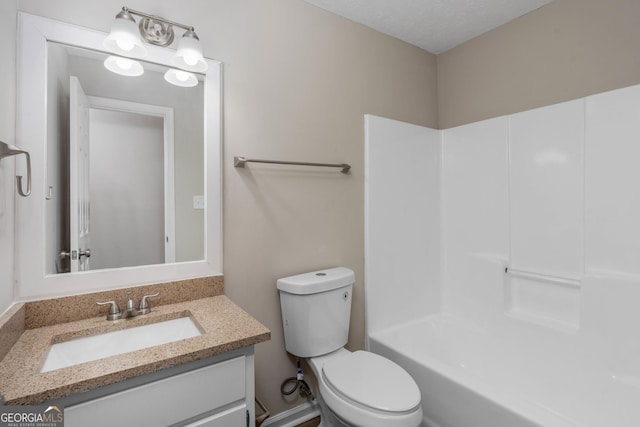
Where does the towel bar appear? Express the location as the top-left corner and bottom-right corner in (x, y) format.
(234, 156), (351, 174)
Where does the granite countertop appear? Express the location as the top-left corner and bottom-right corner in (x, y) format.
(0, 295), (270, 405)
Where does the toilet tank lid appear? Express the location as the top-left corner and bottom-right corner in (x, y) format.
(277, 267), (355, 294)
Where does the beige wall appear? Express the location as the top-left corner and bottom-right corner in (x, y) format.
(16, 0), (438, 416)
(0, 0), (16, 314)
(437, 0), (640, 128)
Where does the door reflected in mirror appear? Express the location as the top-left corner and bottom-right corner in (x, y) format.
(47, 42), (205, 274)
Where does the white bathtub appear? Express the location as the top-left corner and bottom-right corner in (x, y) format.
(369, 313), (640, 427)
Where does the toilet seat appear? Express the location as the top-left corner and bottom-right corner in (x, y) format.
(322, 350), (421, 414)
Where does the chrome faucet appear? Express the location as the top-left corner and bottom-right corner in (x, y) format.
(121, 291), (140, 319)
(96, 292), (160, 321)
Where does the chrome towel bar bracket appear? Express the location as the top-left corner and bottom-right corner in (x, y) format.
(0, 140), (31, 197)
(234, 156), (351, 174)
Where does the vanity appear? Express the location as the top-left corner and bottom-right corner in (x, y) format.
(0, 278), (270, 427)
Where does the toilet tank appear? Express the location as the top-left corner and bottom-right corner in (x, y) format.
(277, 267), (355, 357)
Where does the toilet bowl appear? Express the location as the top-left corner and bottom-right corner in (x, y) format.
(309, 348), (422, 427)
(277, 267), (423, 427)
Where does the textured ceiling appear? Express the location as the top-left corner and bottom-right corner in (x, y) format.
(303, 0), (553, 54)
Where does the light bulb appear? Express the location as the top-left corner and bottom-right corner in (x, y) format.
(103, 9), (147, 57)
(116, 58), (133, 70)
(164, 69), (198, 87)
(171, 30), (208, 72)
(184, 54), (198, 66)
(104, 56), (144, 77)
(116, 38), (135, 52)
(175, 71), (190, 81)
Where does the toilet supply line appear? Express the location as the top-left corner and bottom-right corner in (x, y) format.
(280, 359), (315, 402)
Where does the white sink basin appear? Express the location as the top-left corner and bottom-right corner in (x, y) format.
(41, 317), (201, 373)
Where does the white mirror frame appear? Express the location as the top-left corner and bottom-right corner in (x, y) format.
(14, 13), (222, 299)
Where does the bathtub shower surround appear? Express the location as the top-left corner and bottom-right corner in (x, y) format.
(364, 83), (640, 427)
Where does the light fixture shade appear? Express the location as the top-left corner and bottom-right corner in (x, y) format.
(104, 56), (144, 77)
(171, 30), (208, 72)
(103, 9), (147, 57)
(164, 69), (198, 87)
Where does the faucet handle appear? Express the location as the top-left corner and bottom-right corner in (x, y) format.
(125, 291), (136, 311)
(96, 300), (121, 321)
(138, 292), (160, 314)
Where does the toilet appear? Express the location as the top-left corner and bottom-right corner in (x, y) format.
(277, 267), (423, 427)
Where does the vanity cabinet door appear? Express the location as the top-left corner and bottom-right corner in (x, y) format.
(65, 356), (246, 427)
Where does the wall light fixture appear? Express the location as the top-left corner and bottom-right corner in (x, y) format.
(103, 7), (208, 85)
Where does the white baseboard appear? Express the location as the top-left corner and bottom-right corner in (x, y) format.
(260, 402), (320, 427)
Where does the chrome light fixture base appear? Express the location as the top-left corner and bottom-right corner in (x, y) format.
(138, 16), (175, 46)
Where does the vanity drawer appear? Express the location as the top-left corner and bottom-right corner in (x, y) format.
(66, 355), (246, 427)
(184, 404), (247, 427)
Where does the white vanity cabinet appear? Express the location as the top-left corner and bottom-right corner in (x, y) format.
(51, 347), (255, 427)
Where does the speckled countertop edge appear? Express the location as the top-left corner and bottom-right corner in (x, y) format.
(0, 295), (270, 405)
(0, 304), (25, 363)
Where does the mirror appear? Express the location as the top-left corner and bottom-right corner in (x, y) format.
(46, 42), (204, 274)
(15, 13), (222, 298)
